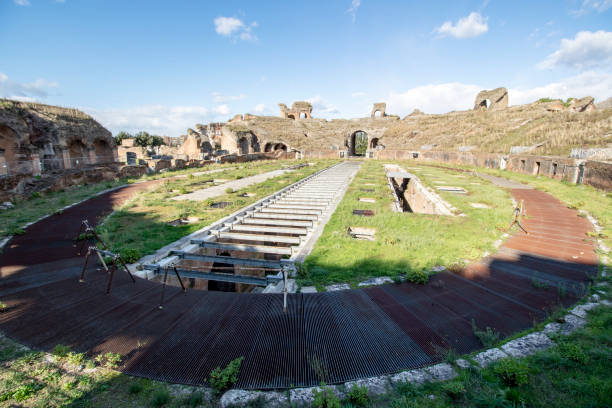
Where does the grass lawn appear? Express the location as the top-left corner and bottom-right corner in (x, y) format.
(301, 160), (513, 288)
(98, 160), (338, 262)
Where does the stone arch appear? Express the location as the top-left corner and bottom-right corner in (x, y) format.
(274, 143), (287, 151)
(287, 114), (296, 120)
(93, 139), (114, 163)
(208, 252), (235, 292)
(0, 125), (20, 176)
(370, 137), (379, 149)
(348, 130), (368, 156)
(238, 137), (249, 155)
(264, 142), (274, 152)
(299, 112), (307, 119)
(374, 110), (382, 118)
(68, 139), (88, 167)
(250, 133), (261, 153)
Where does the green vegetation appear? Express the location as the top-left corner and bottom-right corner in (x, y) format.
(208, 356), (244, 394)
(301, 161), (512, 288)
(372, 298), (612, 408)
(98, 160), (335, 261)
(471, 320), (500, 348)
(478, 166), (612, 258)
(0, 179), (127, 241)
(313, 386), (341, 408)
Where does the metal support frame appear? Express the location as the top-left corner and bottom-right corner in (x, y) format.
(159, 264), (187, 309)
(80, 246), (136, 294)
(509, 199), (528, 234)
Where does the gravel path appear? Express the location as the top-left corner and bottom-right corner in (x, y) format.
(172, 169), (288, 201)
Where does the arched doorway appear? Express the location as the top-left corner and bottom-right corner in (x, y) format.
(68, 139), (88, 168)
(93, 139), (113, 163)
(299, 112), (307, 119)
(238, 137), (249, 155)
(349, 130), (368, 156)
(370, 138), (379, 149)
(374, 110), (382, 118)
(264, 142), (273, 152)
(274, 143), (287, 151)
(250, 133), (260, 153)
(0, 125), (19, 176)
(287, 114), (296, 120)
(208, 252), (235, 292)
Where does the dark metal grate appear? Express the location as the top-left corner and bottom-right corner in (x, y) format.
(353, 209), (374, 216)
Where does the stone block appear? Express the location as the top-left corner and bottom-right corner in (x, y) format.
(473, 348), (508, 367)
(424, 363), (457, 380)
(221, 389), (287, 408)
(389, 368), (432, 385)
(500, 332), (554, 358)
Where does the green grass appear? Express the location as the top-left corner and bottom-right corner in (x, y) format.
(373, 298), (612, 408)
(98, 160), (337, 261)
(301, 160), (513, 288)
(0, 179), (127, 241)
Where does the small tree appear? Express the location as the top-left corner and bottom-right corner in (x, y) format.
(114, 131), (132, 146)
(150, 135), (166, 154)
(134, 131), (152, 153)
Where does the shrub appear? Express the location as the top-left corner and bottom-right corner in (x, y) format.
(104, 352), (122, 368)
(559, 343), (590, 364)
(11, 383), (42, 402)
(472, 320), (500, 347)
(128, 382), (143, 394)
(209, 356), (244, 394)
(121, 248), (142, 263)
(313, 387), (341, 408)
(52, 344), (71, 358)
(405, 270), (429, 285)
(66, 352), (85, 366)
(225, 187), (234, 194)
(150, 388), (171, 407)
(441, 380), (466, 400)
(494, 358), (529, 387)
(0, 301), (7, 312)
(346, 384), (369, 406)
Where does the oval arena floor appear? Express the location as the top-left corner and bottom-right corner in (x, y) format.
(0, 178), (598, 389)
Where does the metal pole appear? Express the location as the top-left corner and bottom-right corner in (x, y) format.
(283, 266), (288, 313)
(117, 255), (136, 283)
(173, 265), (187, 292)
(79, 247), (91, 282)
(159, 266), (169, 309)
(95, 248), (109, 272)
(106, 264), (116, 294)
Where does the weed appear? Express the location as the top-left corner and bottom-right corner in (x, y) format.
(31, 192), (41, 199)
(345, 384), (369, 406)
(183, 392), (203, 407)
(52, 344), (71, 357)
(120, 248), (142, 263)
(208, 356), (244, 394)
(150, 387), (171, 407)
(558, 342), (590, 364)
(493, 358), (529, 387)
(405, 270), (429, 285)
(532, 278), (550, 289)
(104, 352), (122, 368)
(225, 187), (234, 193)
(0, 301), (7, 312)
(66, 351), (85, 366)
(129, 382), (144, 394)
(440, 380), (466, 400)
(472, 319), (500, 348)
(312, 387), (341, 408)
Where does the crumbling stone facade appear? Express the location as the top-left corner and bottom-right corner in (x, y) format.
(279, 101), (312, 120)
(371, 103), (387, 119)
(473, 87), (508, 111)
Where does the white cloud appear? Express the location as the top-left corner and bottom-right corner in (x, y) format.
(388, 82), (482, 114)
(538, 30), (612, 70)
(214, 104), (230, 115)
(212, 92), (247, 103)
(509, 71), (612, 104)
(214, 16), (258, 42)
(436, 12), (488, 38)
(573, 0), (612, 14)
(387, 71), (612, 116)
(253, 103), (266, 113)
(84, 104), (233, 137)
(307, 96), (339, 117)
(13, 0), (30, 5)
(351, 91), (367, 98)
(0, 72), (58, 100)
(347, 0), (361, 22)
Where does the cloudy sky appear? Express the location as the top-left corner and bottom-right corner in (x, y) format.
(1, 0), (611, 136)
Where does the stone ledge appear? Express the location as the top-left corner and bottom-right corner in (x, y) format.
(500, 332), (554, 358)
(473, 348), (508, 367)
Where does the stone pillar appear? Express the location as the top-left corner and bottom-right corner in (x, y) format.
(31, 154), (41, 176)
(88, 149), (96, 165)
(62, 150), (71, 169)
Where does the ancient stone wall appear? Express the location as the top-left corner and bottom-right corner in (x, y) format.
(279, 101), (313, 120)
(583, 160), (612, 190)
(473, 87), (508, 111)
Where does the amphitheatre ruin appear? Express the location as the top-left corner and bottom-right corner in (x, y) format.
(0, 87), (611, 406)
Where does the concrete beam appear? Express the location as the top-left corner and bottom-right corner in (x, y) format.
(192, 240), (294, 255)
(231, 224), (309, 235)
(215, 231), (301, 244)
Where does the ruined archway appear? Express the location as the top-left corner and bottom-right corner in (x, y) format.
(274, 143), (287, 152)
(299, 112), (307, 119)
(287, 114), (296, 120)
(370, 137), (379, 149)
(0, 125), (19, 176)
(238, 137), (249, 155)
(349, 130), (368, 156)
(68, 139), (88, 167)
(374, 111), (382, 118)
(250, 133), (261, 153)
(93, 139), (114, 163)
(264, 142), (273, 152)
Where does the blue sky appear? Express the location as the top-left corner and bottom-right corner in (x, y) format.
(1, 0), (611, 136)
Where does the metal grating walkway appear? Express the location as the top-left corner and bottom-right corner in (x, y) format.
(0, 169), (598, 389)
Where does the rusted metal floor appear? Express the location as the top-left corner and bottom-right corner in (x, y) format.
(0, 183), (597, 389)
